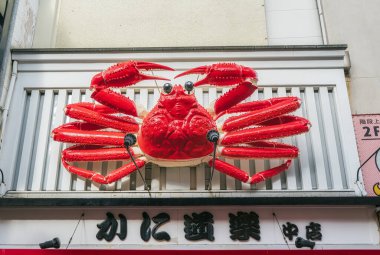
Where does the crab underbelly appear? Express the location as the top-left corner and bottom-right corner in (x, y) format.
(138, 133), (214, 160)
(145, 155), (209, 167)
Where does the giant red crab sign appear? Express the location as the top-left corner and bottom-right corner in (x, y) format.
(52, 61), (310, 188)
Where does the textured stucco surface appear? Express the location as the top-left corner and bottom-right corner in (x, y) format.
(53, 0), (267, 47)
(322, 0), (380, 114)
(265, 0), (322, 45)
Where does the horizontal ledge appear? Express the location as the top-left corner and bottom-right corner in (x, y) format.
(0, 196), (378, 207)
(11, 45), (348, 54)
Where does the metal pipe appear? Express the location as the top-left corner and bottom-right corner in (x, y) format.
(0, 60), (17, 152)
(316, 0), (328, 45)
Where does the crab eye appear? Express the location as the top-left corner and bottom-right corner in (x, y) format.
(163, 83), (172, 94)
(184, 81), (194, 94)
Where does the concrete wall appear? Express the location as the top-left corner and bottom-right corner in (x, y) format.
(265, 0), (322, 45)
(0, 0), (39, 95)
(33, 0), (267, 48)
(322, 0), (380, 114)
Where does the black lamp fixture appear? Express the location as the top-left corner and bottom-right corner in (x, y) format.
(39, 237), (60, 249)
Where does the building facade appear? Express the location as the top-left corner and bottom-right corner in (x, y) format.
(0, 0), (379, 253)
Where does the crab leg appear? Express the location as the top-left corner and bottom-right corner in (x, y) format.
(175, 63), (258, 115)
(62, 156), (147, 184)
(89, 61), (174, 117)
(91, 61), (174, 90)
(222, 97), (301, 132)
(67, 102), (117, 114)
(208, 158), (292, 184)
(65, 103), (139, 132)
(62, 145), (142, 162)
(52, 121), (126, 146)
(53, 129), (125, 146)
(221, 116), (310, 146)
(215, 97), (297, 119)
(220, 142), (299, 159)
(214, 81), (257, 115)
(91, 89), (139, 117)
(175, 63), (257, 87)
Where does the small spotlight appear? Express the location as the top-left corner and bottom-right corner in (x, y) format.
(39, 237), (60, 249)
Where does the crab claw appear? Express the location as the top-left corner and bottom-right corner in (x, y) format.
(91, 60), (174, 90)
(175, 63), (258, 87)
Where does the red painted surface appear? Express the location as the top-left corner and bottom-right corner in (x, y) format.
(138, 85), (216, 159)
(91, 61), (174, 90)
(2, 249), (380, 255)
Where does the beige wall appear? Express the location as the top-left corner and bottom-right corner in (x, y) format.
(265, 0), (322, 45)
(322, 0), (380, 114)
(34, 0), (267, 48)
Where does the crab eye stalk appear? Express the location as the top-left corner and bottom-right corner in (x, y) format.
(184, 81), (194, 94)
(163, 83), (173, 94)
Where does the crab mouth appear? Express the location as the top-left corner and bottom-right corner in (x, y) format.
(169, 102), (188, 118)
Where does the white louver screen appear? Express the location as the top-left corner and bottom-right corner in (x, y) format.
(0, 48), (360, 197)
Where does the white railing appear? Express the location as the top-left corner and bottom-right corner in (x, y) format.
(0, 46), (360, 197)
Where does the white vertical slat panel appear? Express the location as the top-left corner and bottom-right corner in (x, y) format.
(57, 91), (72, 191)
(195, 87), (206, 190)
(151, 89), (162, 190)
(292, 87), (312, 190)
(215, 89), (225, 190)
(104, 88), (121, 190)
(166, 167), (183, 190)
(91, 152), (102, 190)
(80, 89), (94, 191)
(153, 88), (160, 104)
(86, 86), (103, 191)
(189, 166), (197, 190)
(219, 88), (231, 190)
(159, 166), (166, 190)
(196, 162), (206, 191)
(122, 88), (136, 190)
(225, 158), (236, 190)
(333, 73), (360, 190)
(277, 87), (297, 190)
(208, 87), (220, 190)
(319, 87), (343, 190)
(254, 159), (266, 190)
(328, 91), (347, 188)
(240, 159), (251, 190)
(249, 88), (259, 190)
(16, 90), (40, 191)
(147, 90), (155, 110)
(45, 90), (67, 190)
(0, 84), (27, 189)
(264, 87), (281, 190)
(179, 167), (191, 189)
(99, 88), (120, 191)
(254, 89), (267, 190)
(135, 88), (148, 191)
(150, 163), (160, 191)
(60, 89), (81, 191)
(305, 87), (328, 189)
(120, 160), (131, 191)
(31, 90), (54, 190)
(233, 160), (242, 190)
(74, 90), (92, 191)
